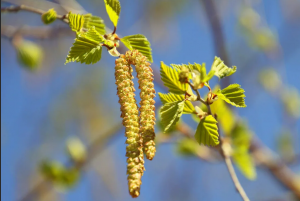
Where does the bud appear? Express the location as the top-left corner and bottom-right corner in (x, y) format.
(66, 137), (86, 164)
(179, 66), (190, 83)
(41, 8), (57, 25)
(207, 92), (218, 105)
(108, 47), (120, 57)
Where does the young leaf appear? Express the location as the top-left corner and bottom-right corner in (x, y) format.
(160, 101), (185, 133)
(194, 115), (219, 146)
(211, 56), (237, 79)
(121, 34), (153, 62)
(160, 62), (188, 94)
(65, 27), (104, 65)
(158, 92), (195, 114)
(176, 138), (199, 156)
(216, 84), (246, 107)
(104, 0), (121, 27)
(68, 12), (85, 33)
(41, 8), (57, 25)
(68, 12), (106, 35)
(83, 14), (106, 35)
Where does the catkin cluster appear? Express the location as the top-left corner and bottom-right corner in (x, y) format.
(115, 50), (156, 198)
(125, 50), (156, 160)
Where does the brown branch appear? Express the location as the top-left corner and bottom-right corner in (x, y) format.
(1, 25), (74, 39)
(1, 5), (68, 22)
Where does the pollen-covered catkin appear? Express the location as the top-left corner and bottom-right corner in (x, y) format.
(115, 55), (145, 198)
(126, 50), (156, 160)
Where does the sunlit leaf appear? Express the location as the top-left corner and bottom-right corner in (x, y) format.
(160, 62), (188, 94)
(211, 56), (236, 79)
(68, 12), (106, 35)
(83, 14), (106, 35)
(104, 0), (121, 27)
(216, 84), (246, 107)
(194, 115), (219, 146)
(65, 27), (104, 65)
(158, 92), (195, 114)
(121, 34), (153, 62)
(160, 101), (185, 133)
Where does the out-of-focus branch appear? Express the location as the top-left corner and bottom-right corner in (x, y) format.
(1, 5), (68, 22)
(1, 25), (74, 39)
(201, 0), (230, 87)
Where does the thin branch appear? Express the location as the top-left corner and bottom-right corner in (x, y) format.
(224, 154), (250, 201)
(1, 5), (68, 22)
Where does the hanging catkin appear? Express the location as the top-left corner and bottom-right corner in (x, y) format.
(115, 55), (145, 198)
(126, 50), (156, 160)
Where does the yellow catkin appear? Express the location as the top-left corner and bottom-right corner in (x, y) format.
(126, 50), (156, 160)
(115, 55), (145, 198)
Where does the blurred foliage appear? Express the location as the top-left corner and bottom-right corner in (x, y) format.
(40, 160), (80, 190)
(231, 121), (256, 180)
(277, 129), (295, 162)
(176, 138), (198, 156)
(281, 86), (300, 118)
(66, 137), (87, 164)
(238, 6), (278, 52)
(259, 68), (282, 93)
(15, 39), (44, 70)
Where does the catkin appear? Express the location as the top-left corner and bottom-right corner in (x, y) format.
(115, 55), (145, 198)
(126, 50), (156, 160)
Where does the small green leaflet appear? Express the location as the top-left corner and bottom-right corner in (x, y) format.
(121, 34), (153, 62)
(158, 92), (195, 114)
(216, 84), (246, 107)
(68, 12), (106, 35)
(104, 0), (121, 27)
(194, 115), (219, 146)
(160, 62), (188, 94)
(211, 56), (237, 79)
(65, 27), (104, 65)
(160, 101), (185, 133)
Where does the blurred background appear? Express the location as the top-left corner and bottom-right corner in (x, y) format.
(1, 0), (300, 200)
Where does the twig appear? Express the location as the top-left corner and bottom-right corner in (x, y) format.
(224, 154), (250, 201)
(1, 5), (68, 22)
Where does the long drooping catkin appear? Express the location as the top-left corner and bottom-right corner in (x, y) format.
(115, 55), (145, 198)
(126, 50), (156, 160)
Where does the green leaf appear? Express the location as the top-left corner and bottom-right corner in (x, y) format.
(65, 27), (104, 65)
(158, 92), (195, 114)
(232, 150), (256, 180)
(160, 101), (185, 133)
(211, 56), (237, 79)
(83, 14), (106, 35)
(68, 12), (85, 33)
(216, 84), (246, 107)
(160, 62), (188, 94)
(104, 0), (121, 27)
(121, 34), (153, 62)
(68, 12), (106, 35)
(194, 115), (219, 146)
